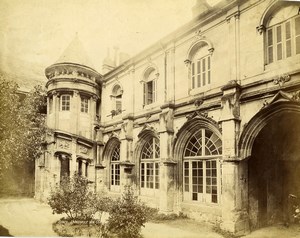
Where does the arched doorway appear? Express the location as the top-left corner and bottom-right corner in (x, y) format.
(239, 99), (300, 229)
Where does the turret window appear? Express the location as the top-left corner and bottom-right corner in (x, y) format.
(81, 97), (89, 113)
(61, 95), (70, 111)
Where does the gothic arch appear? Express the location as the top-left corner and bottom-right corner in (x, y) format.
(239, 98), (300, 160)
(173, 116), (222, 193)
(103, 137), (121, 163)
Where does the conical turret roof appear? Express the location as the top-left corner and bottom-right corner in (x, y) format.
(56, 35), (95, 69)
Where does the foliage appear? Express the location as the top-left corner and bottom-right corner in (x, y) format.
(48, 173), (98, 221)
(107, 186), (152, 238)
(0, 74), (47, 178)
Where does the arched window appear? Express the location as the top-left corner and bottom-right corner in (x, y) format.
(265, 5), (300, 64)
(111, 85), (123, 115)
(183, 128), (222, 203)
(191, 45), (211, 89)
(143, 68), (158, 106)
(111, 144), (120, 191)
(140, 137), (160, 191)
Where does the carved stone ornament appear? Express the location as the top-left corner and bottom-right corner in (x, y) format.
(256, 25), (266, 35)
(58, 140), (70, 149)
(292, 91), (300, 102)
(79, 146), (88, 154)
(184, 59), (191, 66)
(194, 99), (204, 107)
(186, 110), (219, 128)
(273, 74), (291, 87)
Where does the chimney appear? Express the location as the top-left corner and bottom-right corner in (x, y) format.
(192, 0), (211, 18)
(102, 47), (115, 74)
(113, 46), (120, 67)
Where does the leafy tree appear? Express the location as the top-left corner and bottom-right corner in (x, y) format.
(107, 186), (152, 238)
(48, 173), (101, 221)
(0, 74), (46, 185)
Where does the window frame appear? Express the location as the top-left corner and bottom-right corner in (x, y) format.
(61, 94), (71, 111)
(143, 70), (157, 106)
(80, 97), (89, 113)
(265, 14), (300, 65)
(140, 137), (160, 195)
(191, 54), (211, 90)
(111, 85), (123, 116)
(110, 144), (121, 192)
(183, 128), (222, 204)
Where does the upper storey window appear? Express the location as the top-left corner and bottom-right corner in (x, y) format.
(81, 97), (89, 113)
(265, 5), (300, 64)
(61, 95), (70, 111)
(143, 68), (158, 106)
(191, 49), (211, 89)
(111, 84), (123, 115)
(185, 40), (214, 92)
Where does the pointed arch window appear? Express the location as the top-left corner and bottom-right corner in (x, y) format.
(140, 137), (160, 191)
(183, 128), (222, 204)
(265, 5), (300, 64)
(111, 144), (120, 191)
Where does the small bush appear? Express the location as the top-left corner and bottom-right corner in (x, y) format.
(107, 186), (152, 238)
(48, 173), (97, 221)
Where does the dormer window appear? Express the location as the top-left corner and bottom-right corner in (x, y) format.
(265, 5), (300, 64)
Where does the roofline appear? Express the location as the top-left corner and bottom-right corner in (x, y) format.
(103, 0), (244, 81)
(46, 62), (101, 75)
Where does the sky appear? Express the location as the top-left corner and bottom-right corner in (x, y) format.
(0, 0), (221, 83)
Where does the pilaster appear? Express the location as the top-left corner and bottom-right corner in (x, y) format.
(119, 113), (135, 192)
(220, 81), (249, 234)
(158, 103), (177, 213)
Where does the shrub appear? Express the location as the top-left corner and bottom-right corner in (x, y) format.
(48, 173), (97, 221)
(107, 186), (152, 238)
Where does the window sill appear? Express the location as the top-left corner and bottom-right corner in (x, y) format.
(264, 55), (300, 73)
(189, 84), (212, 96)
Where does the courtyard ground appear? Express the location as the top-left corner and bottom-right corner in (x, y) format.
(0, 198), (299, 237)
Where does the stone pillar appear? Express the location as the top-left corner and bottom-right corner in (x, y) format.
(53, 91), (59, 129)
(158, 103), (176, 213)
(70, 137), (77, 176)
(220, 81), (249, 235)
(119, 114), (135, 192)
(73, 90), (80, 135)
(95, 126), (105, 193)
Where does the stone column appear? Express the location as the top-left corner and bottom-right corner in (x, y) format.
(220, 81), (249, 235)
(95, 126), (105, 193)
(166, 46), (175, 103)
(53, 91), (59, 129)
(119, 114), (135, 192)
(158, 103), (176, 213)
(73, 90), (80, 135)
(70, 137), (77, 176)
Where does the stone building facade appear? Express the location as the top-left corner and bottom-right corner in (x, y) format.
(35, 0), (300, 234)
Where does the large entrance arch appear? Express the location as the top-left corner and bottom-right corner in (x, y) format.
(239, 98), (300, 229)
